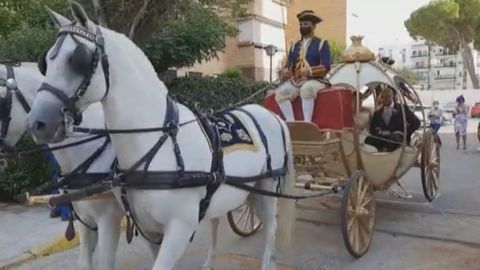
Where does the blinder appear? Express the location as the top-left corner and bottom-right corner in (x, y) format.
(70, 44), (93, 77)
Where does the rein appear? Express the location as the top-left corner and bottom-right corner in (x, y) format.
(0, 134), (106, 158)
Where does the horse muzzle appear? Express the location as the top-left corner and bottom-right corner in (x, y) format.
(27, 99), (66, 144)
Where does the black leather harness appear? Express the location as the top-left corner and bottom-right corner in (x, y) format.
(116, 98), (289, 244)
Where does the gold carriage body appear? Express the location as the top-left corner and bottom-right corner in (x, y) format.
(291, 36), (438, 192)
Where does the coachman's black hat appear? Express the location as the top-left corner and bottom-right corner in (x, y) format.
(297, 10), (322, 24)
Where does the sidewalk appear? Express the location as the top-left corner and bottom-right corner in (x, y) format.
(0, 203), (67, 264)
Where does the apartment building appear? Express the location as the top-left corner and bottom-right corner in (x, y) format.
(173, 0), (346, 81)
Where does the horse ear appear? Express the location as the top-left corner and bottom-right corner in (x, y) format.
(46, 7), (71, 29)
(70, 1), (90, 28)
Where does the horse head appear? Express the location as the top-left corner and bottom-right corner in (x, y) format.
(28, 2), (109, 143)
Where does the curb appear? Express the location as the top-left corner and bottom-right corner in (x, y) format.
(0, 234), (79, 270)
(0, 218), (128, 269)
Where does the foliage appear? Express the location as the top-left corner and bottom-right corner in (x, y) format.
(0, 136), (53, 201)
(167, 76), (271, 111)
(329, 40), (344, 65)
(394, 67), (424, 85)
(405, 0), (480, 88)
(217, 68), (245, 80)
(0, 0), (68, 61)
(0, 0), (249, 71)
(142, 4), (237, 72)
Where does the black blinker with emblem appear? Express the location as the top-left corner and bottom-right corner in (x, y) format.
(37, 50), (48, 76)
(70, 44), (93, 76)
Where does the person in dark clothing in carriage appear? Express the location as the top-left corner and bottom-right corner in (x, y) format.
(365, 86), (420, 152)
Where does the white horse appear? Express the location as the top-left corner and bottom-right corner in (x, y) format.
(0, 63), (123, 270)
(27, 3), (294, 270)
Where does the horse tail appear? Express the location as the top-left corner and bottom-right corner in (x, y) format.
(276, 117), (296, 251)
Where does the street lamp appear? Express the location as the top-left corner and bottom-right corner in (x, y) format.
(264, 45), (278, 82)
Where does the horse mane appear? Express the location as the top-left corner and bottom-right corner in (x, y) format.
(99, 26), (169, 95)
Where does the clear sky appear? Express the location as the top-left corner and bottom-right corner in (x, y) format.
(347, 0), (432, 50)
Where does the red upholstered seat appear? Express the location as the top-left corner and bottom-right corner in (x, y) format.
(264, 86), (354, 130)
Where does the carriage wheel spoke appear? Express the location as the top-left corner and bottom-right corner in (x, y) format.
(360, 193), (373, 209)
(235, 205), (249, 225)
(242, 207), (252, 232)
(347, 215), (355, 232)
(356, 178), (363, 205)
(353, 220), (360, 252)
(250, 209), (256, 230)
(357, 179), (368, 207)
(349, 218), (357, 248)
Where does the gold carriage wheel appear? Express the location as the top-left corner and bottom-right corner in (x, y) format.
(227, 202), (263, 237)
(340, 170), (376, 258)
(421, 129), (440, 202)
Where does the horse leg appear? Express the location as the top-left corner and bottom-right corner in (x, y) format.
(202, 218), (220, 270)
(252, 179), (278, 270)
(96, 216), (122, 270)
(77, 223), (97, 270)
(151, 218), (197, 270)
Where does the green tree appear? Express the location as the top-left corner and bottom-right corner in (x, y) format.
(405, 0), (480, 89)
(394, 67), (424, 85)
(0, 0), (68, 61)
(0, 0), (249, 72)
(329, 40), (344, 65)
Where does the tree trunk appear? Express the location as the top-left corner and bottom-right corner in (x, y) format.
(128, 0), (153, 40)
(460, 40), (479, 89)
(91, 0), (107, 27)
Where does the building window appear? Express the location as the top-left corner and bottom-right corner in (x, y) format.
(459, 72), (462, 77)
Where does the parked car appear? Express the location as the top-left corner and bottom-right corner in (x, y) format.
(470, 102), (480, 118)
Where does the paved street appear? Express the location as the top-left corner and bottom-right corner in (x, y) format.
(2, 121), (480, 270)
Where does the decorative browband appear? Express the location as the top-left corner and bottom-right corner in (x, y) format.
(59, 25), (96, 42)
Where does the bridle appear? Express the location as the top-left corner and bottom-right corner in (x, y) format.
(0, 64), (32, 169)
(0, 64), (32, 148)
(37, 24), (110, 125)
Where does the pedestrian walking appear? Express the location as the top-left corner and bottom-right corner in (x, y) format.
(453, 95), (468, 150)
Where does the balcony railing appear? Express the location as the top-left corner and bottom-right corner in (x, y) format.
(434, 64), (456, 68)
(435, 75), (455, 80)
(435, 52), (456, 56)
(412, 66), (428, 69)
(411, 54), (430, 58)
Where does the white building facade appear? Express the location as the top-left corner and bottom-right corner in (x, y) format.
(378, 39), (480, 90)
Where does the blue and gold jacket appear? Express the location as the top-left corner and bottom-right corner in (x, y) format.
(286, 37), (331, 79)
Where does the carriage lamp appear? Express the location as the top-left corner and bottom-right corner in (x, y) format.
(264, 45), (278, 82)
